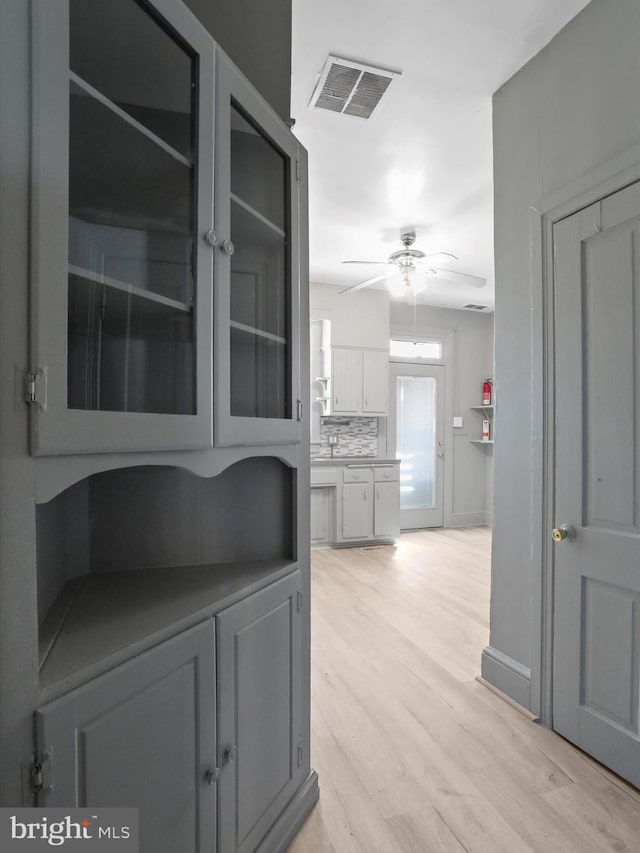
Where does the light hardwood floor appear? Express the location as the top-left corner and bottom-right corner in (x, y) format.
(289, 527), (640, 853)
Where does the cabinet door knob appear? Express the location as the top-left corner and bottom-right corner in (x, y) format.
(221, 239), (235, 256)
(204, 229), (217, 247)
(223, 745), (237, 765)
(205, 768), (219, 785)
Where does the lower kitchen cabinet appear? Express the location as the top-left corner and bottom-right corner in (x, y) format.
(310, 486), (334, 545)
(374, 480), (401, 539)
(35, 569), (304, 853)
(217, 571), (303, 853)
(315, 463), (400, 546)
(341, 481), (374, 541)
(36, 621), (217, 853)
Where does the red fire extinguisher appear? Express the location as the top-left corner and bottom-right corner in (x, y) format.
(482, 379), (492, 406)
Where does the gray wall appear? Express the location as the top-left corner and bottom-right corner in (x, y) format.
(487, 0), (640, 709)
(184, 0), (291, 122)
(390, 303), (494, 526)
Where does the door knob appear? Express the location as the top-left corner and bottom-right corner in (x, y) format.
(552, 524), (576, 542)
(221, 239), (235, 256)
(438, 451), (445, 458)
(204, 229), (217, 247)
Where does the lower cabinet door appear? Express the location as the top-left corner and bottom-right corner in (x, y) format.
(35, 621), (217, 853)
(216, 570), (302, 853)
(341, 482), (374, 541)
(310, 486), (333, 545)
(374, 481), (400, 539)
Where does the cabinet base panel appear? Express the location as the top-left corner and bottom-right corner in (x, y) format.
(256, 770), (319, 853)
(312, 538), (397, 550)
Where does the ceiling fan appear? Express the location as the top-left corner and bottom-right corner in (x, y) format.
(340, 232), (485, 295)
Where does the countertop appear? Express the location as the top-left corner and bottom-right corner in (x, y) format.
(310, 457), (400, 467)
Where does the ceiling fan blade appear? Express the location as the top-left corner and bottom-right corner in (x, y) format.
(339, 274), (388, 295)
(420, 251), (459, 261)
(428, 267), (486, 288)
(342, 260), (389, 266)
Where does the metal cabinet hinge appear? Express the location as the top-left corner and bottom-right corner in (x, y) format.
(296, 398), (303, 422)
(30, 749), (53, 796)
(296, 588), (303, 612)
(296, 160), (301, 183)
(297, 743), (303, 767)
(24, 368), (47, 411)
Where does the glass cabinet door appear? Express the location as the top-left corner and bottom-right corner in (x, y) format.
(30, 0), (214, 454)
(214, 53), (302, 446)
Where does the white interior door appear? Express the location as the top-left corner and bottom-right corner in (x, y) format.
(552, 181), (640, 787)
(388, 363), (444, 529)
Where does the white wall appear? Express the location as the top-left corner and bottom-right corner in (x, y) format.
(390, 303), (494, 526)
(310, 282), (390, 349)
(487, 0), (640, 709)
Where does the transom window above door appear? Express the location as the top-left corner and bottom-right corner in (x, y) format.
(389, 338), (442, 360)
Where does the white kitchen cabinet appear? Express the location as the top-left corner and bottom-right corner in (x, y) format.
(341, 481), (374, 541)
(374, 480), (401, 539)
(331, 347), (388, 416)
(310, 486), (333, 545)
(307, 463), (399, 545)
(362, 349), (388, 414)
(331, 348), (363, 413)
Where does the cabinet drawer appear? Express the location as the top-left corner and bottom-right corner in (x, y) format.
(311, 468), (340, 485)
(343, 466), (373, 484)
(374, 465), (400, 482)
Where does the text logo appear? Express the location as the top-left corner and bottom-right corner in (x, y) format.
(0, 809), (138, 850)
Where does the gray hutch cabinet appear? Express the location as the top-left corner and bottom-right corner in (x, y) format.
(0, 0), (317, 850)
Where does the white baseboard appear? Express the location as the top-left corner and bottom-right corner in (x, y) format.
(446, 511), (489, 527)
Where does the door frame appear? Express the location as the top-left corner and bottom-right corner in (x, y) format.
(530, 144), (640, 725)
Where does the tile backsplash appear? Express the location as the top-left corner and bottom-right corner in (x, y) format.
(311, 417), (379, 459)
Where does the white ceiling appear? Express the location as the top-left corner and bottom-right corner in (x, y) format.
(291, 0), (591, 311)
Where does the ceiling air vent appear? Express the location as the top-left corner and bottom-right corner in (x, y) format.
(310, 55), (400, 119)
(463, 304), (490, 311)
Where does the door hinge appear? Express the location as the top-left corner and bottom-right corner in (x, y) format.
(296, 160), (301, 183)
(297, 743), (303, 767)
(24, 367), (47, 411)
(296, 588), (303, 612)
(30, 749), (53, 797)
(296, 398), (303, 422)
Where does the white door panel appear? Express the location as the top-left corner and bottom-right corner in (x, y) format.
(388, 363), (445, 529)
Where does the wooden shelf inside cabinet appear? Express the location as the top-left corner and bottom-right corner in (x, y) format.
(39, 559), (296, 698)
(69, 79), (193, 234)
(470, 405), (494, 413)
(230, 320), (286, 344)
(70, 72), (193, 167)
(230, 193), (286, 244)
(69, 265), (192, 313)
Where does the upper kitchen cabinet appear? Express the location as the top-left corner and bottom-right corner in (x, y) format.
(213, 52), (303, 446)
(30, 0), (214, 455)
